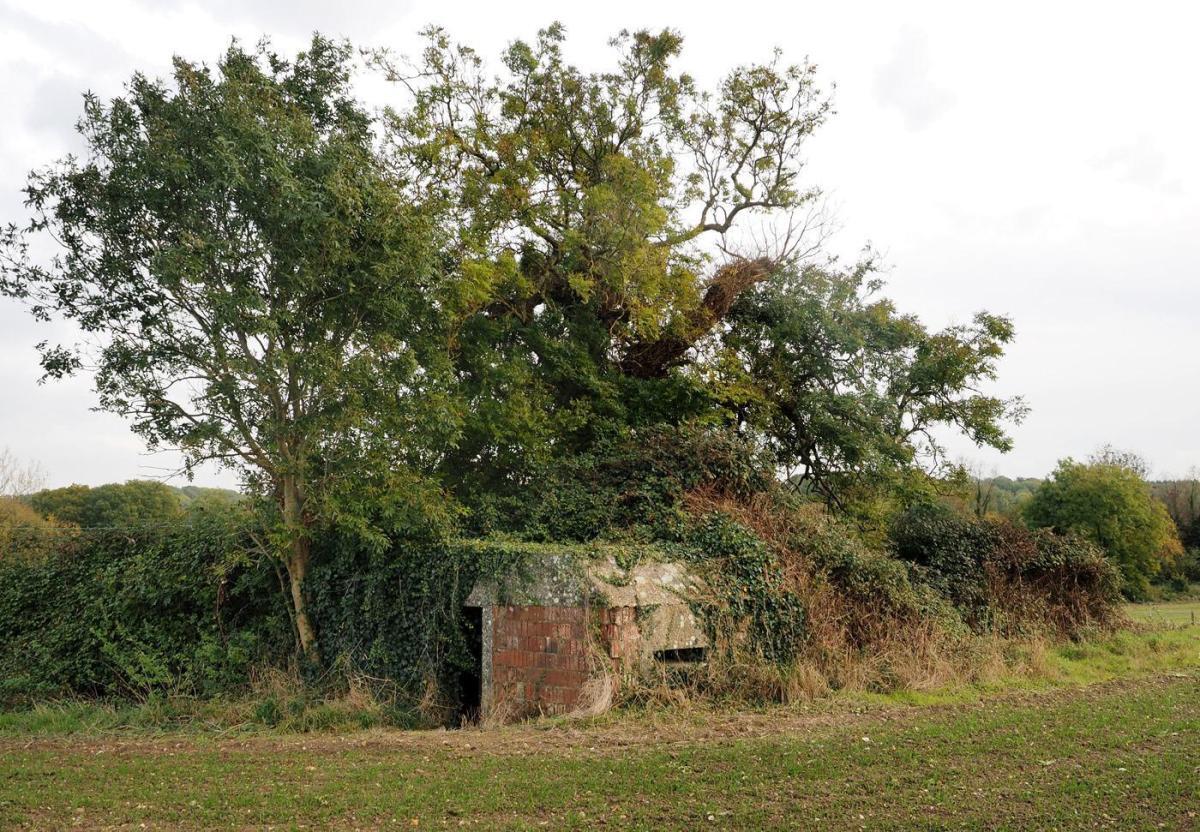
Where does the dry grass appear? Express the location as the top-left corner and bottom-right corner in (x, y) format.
(621, 489), (1119, 711)
(673, 491), (958, 700)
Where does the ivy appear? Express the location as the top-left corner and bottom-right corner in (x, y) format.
(667, 513), (808, 663)
(0, 508), (287, 703)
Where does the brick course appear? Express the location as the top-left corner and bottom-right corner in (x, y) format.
(490, 605), (592, 716)
(599, 606), (640, 663)
(487, 603), (647, 717)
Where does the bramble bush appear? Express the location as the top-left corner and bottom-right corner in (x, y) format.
(668, 512), (808, 664)
(891, 505), (1121, 636)
(0, 422), (1127, 713)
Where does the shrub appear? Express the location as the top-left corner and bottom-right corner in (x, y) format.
(0, 505), (287, 703)
(890, 506), (998, 625)
(1024, 459), (1182, 598)
(465, 422), (776, 541)
(890, 505), (1121, 637)
(1020, 529), (1122, 632)
(1155, 546), (1200, 593)
(805, 520), (962, 644)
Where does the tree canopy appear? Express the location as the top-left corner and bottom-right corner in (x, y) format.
(1024, 458), (1182, 597)
(718, 262), (1022, 508)
(378, 24), (1023, 512)
(2, 26), (1026, 661)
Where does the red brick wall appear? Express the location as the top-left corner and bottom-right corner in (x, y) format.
(490, 605), (591, 715)
(598, 606), (639, 666)
(489, 604), (645, 717)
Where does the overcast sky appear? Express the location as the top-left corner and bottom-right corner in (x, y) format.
(1, 0), (1197, 490)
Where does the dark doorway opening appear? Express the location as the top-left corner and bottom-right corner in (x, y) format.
(457, 606), (483, 724)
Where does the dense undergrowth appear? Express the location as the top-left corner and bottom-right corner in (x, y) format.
(1, 625), (1195, 736)
(0, 425), (1127, 724)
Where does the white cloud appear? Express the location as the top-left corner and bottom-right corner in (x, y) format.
(873, 27), (955, 131)
(1094, 135), (1183, 194)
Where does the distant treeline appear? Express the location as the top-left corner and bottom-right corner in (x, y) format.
(968, 476), (1042, 518)
(967, 473), (1200, 594)
(1149, 480), (1200, 548)
(23, 481), (241, 529)
(972, 476), (1199, 527)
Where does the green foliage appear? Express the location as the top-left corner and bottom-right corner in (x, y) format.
(891, 506), (1000, 623)
(1024, 460), (1182, 598)
(814, 517), (960, 634)
(1154, 479), (1200, 525)
(1, 37), (452, 478)
(380, 24), (1021, 519)
(27, 480), (184, 528)
(466, 422), (774, 541)
(175, 486), (242, 509)
(387, 23), (827, 351)
(1149, 479), (1200, 588)
(0, 506), (287, 703)
(1181, 518), (1200, 552)
(673, 513), (807, 663)
(1157, 548), (1200, 592)
(308, 534), (482, 692)
(720, 263), (1025, 508)
(2, 27), (1031, 669)
(758, 502), (964, 646)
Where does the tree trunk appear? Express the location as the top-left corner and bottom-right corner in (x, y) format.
(286, 536), (320, 663)
(281, 474), (320, 663)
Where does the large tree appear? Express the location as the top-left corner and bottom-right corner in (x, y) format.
(381, 26), (827, 477)
(380, 24), (1022, 507)
(0, 38), (457, 659)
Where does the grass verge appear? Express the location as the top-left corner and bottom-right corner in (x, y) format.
(0, 622), (1197, 829)
(5, 624), (1196, 737)
(1, 673), (1197, 829)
